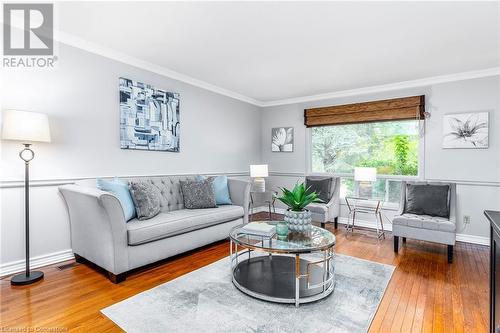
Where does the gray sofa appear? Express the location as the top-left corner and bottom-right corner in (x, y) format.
(59, 175), (250, 283)
(392, 181), (457, 263)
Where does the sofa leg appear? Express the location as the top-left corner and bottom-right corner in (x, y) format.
(402, 237), (406, 243)
(334, 217), (338, 229)
(74, 253), (84, 263)
(447, 245), (453, 264)
(394, 236), (399, 252)
(108, 272), (127, 284)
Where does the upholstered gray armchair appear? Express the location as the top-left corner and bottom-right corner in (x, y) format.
(306, 176), (341, 229)
(393, 181), (457, 263)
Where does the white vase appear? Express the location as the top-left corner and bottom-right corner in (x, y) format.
(284, 209), (312, 233)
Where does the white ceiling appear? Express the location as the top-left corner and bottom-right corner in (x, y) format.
(57, 1), (500, 105)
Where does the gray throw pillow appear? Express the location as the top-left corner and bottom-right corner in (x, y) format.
(405, 184), (450, 218)
(129, 181), (162, 220)
(180, 179), (217, 209)
(305, 177), (332, 203)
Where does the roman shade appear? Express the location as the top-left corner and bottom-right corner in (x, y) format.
(304, 95), (425, 127)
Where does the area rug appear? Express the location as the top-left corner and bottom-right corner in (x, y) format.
(101, 254), (394, 333)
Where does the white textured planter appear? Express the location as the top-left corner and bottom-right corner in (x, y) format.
(284, 209), (312, 233)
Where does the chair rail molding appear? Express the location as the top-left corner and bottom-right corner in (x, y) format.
(0, 171), (250, 189)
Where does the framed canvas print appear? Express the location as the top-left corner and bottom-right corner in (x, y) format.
(442, 111), (489, 149)
(119, 77), (180, 152)
(272, 127), (294, 152)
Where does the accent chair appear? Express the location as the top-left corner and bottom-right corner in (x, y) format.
(305, 176), (341, 229)
(393, 181), (457, 263)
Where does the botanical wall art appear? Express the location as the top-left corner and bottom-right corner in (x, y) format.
(272, 127), (294, 152)
(119, 77), (180, 152)
(442, 111), (489, 149)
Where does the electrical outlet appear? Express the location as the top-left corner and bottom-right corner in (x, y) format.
(463, 215), (471, 225)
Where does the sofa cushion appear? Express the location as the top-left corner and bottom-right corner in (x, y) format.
(196, 175), (232, 205)
(405, 184), (450, 218)
(180, 179), (217, 209)
(96, 178), (136, 221)
(129, 181), (162, 220)
(126, 176), (195, 213)
(393, 213), (455, 232)
(126, 205), (244, 245)
(307, 203), (329, 214)
(305, 176), (332, 202)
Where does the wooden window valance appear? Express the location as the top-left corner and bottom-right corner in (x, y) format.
(304, 95), (425, 127)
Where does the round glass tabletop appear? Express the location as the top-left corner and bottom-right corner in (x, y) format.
(229, 221), (336, 253)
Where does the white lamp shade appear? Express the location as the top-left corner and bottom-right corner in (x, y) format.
(354, 167), (377, 182)
(1, 110), (51, 143)
(250, 164), (268, 178)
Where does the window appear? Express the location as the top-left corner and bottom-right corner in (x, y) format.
(311, 119), (420, 202)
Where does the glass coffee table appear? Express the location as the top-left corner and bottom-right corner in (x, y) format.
(229, 222), (336, 307)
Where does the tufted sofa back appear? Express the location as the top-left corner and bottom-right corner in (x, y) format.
(123, 175), (196, 213)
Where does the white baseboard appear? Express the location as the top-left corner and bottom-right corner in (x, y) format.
(455, 233), (490, 246)
(0, 249), (74, 277)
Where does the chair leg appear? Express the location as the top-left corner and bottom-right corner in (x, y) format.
(394, 236), (399, 252)
(320, 222), (326, 229)
(447, 245), (453, 264)
(108, 271), (127, 284)
(334, 217), (338, 229)
(402, 237), (406, 243)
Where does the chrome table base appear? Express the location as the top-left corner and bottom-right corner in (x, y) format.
(230, 240), (335, 307)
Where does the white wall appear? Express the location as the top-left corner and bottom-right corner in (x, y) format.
(260, 76), (500, 242)
(0, 44), (261, 273)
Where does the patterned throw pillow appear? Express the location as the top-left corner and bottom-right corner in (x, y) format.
(195, 175), (232, 205)
(129, 181), (162, 220)
(180, 179), (217, 209)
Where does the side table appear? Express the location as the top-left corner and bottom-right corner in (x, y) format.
(249, 190), (277, 221)
(345, 196), (385, 239)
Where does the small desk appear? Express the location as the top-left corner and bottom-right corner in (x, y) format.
(345, 196), (385, 239)
(249, 191), (277, 221)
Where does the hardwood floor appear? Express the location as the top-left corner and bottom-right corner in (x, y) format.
(1, 213), (489, 332)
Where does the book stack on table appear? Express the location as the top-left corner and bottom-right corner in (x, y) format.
(239, 222), (276, 238)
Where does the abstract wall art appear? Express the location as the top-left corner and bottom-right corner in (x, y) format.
(442, 111), (489, 149)
(272, 127), (294, 152)
(119, 77), (180, 152)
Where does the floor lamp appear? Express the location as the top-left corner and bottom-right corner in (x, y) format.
(2, 110), (51, 285)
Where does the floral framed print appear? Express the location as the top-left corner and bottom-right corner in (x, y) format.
(442, 111), (489, 149)
(272, 127), (294, 152)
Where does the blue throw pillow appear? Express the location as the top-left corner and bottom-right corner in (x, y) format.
(96, 178), (136, 221)
(196, 175), (232, 205)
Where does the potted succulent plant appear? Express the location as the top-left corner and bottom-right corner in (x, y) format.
(276, 183), (323, 235)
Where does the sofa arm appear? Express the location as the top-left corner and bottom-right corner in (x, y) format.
(227, 178), (251, 224)
(59, 184), (129, 274)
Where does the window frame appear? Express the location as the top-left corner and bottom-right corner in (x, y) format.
(305, 120), (426, 204)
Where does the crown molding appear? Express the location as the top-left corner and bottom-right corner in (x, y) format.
(54, 31), (499, 109)
(55, 31), (263, 107)
(260, 67), (500, 107)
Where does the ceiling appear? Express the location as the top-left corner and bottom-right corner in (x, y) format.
(57, 2), (500, 105)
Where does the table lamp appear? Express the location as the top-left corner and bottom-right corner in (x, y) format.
(354, 167), (377, 198)
(2, 110), (51, 285)
(250, 164), (268, 192)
